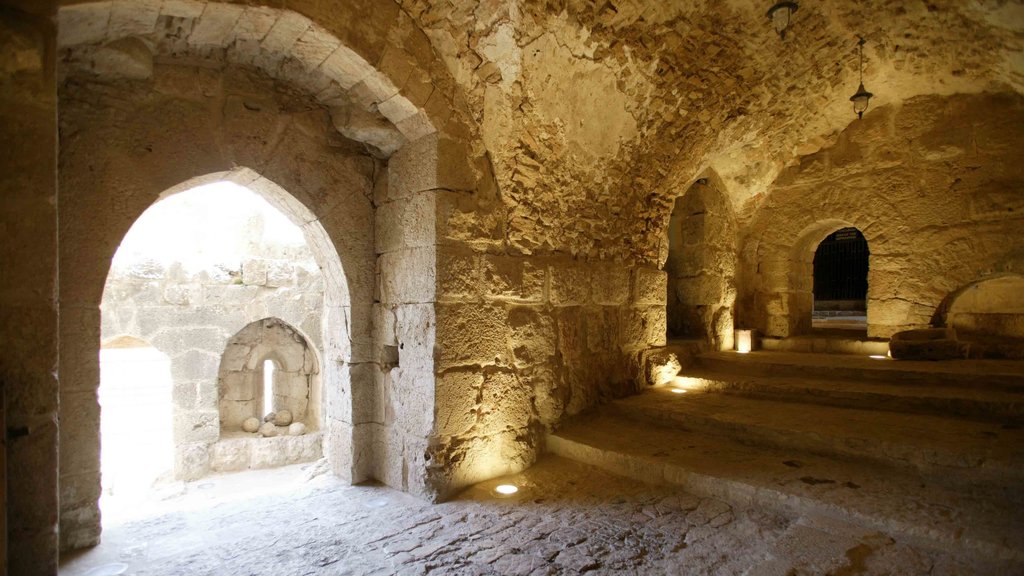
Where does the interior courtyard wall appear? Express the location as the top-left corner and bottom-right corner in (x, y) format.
(102, 248), (324, 480)
(57, 63), (378, 549)
(737, 92), (1024, 340)
(0, 2), (59, 573)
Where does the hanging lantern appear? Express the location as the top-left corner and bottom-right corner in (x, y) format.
(767, 2), (799, 40)
(849, 37), (873, 119)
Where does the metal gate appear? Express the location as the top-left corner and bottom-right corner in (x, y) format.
(813, 227), (868, 305)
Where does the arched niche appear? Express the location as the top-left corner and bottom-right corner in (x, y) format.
(218, 317), (322, 433)
(940, 275), (1024, 342)
(664, 177), (737, 350)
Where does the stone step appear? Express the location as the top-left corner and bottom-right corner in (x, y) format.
(697, 351), (1024, 392)
(548, 412), (1024, 565)
(760, 335), (889, 356)
(607, 388), (1024, 492)
(674, 369), (1024, 422)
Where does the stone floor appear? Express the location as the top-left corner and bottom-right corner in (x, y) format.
(60, 456), (996, 575)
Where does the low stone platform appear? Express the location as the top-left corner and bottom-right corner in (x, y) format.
(761, 333), (890, 356)
(209, 431), (323, 473)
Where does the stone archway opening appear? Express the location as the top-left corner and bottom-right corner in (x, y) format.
(664, 178), (737, 350)
(98, 174), (338, 520)
(811, 227), (869, 332)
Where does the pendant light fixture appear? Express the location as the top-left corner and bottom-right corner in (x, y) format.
(849, 36), (873, 119)
(767, 2), (799, 40)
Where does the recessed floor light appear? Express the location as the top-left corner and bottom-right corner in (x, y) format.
(670, 388), (687, 394)
(493, 484), (519, 496)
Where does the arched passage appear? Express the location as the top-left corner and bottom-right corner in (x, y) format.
(811, 227), (869, 331)
(55, 0), (480, 554)
(784, 220), (872, 336)
(663, 177), (737, 350)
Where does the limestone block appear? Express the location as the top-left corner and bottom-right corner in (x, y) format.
(388, 367), (434, 437)
(375, 190), (437, 253)
(292, 25), (340, 70)
(259, 11), (310, 57)
(436, 303), (510, 370)
(242, 259), (269, 286)
(508, 306), (556, 368)
(173, 379), (197, 409)
(58, 3), (111, 47)
(483, 255), (545, 303)
(434, 369), (483, 437)
(188, 4), (243, 47)
(175, 443), (211, 481)
(170, 350), (220, 383)
(378, 93), (420, 125)
(591, 264), (631, 305)
(210, 440), (251, 472)
(395, 303), (437, 372)
(621, 305), (668, 349)
(633, 267), (668, 306)
(549, 262), (589, 306)
(437, 249), (482, 301)
(320, 44), (374, 90)
(251, 437), (288, 468)
(349, 363), (381, 424)
(225, 8), (275, 43)
(476, 370), (532, 436)
(388, 134), (477, 199)
(645, 349), (683, 386)
(585, 306), (619, 353)
(162, 0), (205, 19)
(175, 410), (219, 443)
(522, 366), (564, 427)
(264, 261), (294, 287)
(378, 246), (436, 304)
(108, 0), (160, 39)
(58, 392), (99, 474)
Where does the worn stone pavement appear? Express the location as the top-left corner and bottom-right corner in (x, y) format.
(60, 456), (996, 576)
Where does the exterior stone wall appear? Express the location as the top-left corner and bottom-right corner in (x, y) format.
(0, 3), (59, 573)
(102, 254), (324, 481)
(738, 93), (1024, 339)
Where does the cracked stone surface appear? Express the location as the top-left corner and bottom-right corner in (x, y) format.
(60, 457), (993, 575)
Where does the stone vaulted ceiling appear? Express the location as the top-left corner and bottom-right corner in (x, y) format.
(399, 0), (1024, 264)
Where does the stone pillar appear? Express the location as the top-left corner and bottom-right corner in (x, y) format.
(0, 1), (59, 573)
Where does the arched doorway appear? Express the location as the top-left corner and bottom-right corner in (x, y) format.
(97, 176), (332, 503)
(664, 178), (737, 350)
(812, 227), (869, 331)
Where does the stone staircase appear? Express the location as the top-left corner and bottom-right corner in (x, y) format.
(548, 350), (1024, 566)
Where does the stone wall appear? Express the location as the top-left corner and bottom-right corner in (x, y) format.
(57, 61), (379, 548)
(0, 2), (58, 573)
(102, 253), (324, 481)
(738, 93), (1024, 339)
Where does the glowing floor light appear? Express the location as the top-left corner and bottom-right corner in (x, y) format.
(869, 355), (887, 360)
(670, 388), (687, 394)
(735, 329), (753, 354)
(494, 484), (519, 496)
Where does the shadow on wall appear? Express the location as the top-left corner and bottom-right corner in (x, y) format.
(664, 177), (737, 350)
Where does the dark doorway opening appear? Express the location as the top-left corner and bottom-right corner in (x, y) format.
(812, 227), (868, 330)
